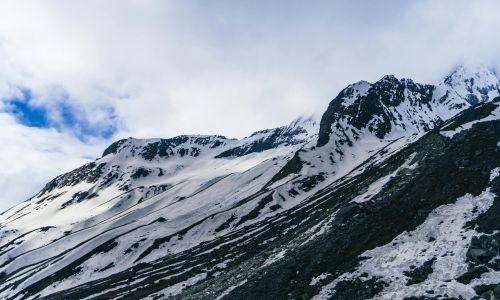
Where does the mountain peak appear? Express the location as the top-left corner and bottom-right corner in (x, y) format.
(444, 63), (497, 84)
(380, 74), (399, 83)
(286, 115), (318, 133)
(437, 63), (500, 106)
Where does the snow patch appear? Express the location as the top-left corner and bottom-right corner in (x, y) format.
(310, 273), (331, 286)
(315, 189), (496, 299)
(215, 279), (248, 300)
(351, 153), (418, 203)
(440, 103), (500, 138)
(146, 272), (207, 299)
(491, 167), (500, 182)
(262, 249), (286, 267)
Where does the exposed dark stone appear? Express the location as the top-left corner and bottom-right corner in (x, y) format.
(141, 136), (226, 160)
(269, 204), (281, 211)
(332, 277), (387, 300)
(265, 150), (305, 187)
(403, 296), (440, 300)
(61, 191), (93, 209)
(456, 266), (489, 284)
(494, 283), (500, 298)
(40, 163), (106, 196)
(39, 226), (54, 232)
(97, 262), (115, 272)
(404, 258), (436, 286)
(214, 214), (237, 233)
(141, 136), (190, 160)
(466, 233), (500, 265)
(124, 239), (146, 255)
(210, 140), (225, 149)
(294, 173), (326, 192)
(455, 158), (471, 168)
(236, 193), (275, 226)
(131, 168), (152, 179)
(102, 139), (128, 157)
(473, 283), (496, 296)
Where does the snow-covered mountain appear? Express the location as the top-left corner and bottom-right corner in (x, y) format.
(0, 65), (499, 300)
(318, 64), (500, 148)
(435, 64), (500, 111)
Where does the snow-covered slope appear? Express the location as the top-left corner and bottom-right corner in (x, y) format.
(0, 117), (320, 299)
(0, 66), (499, 300)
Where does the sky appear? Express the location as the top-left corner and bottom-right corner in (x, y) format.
(1, 0), (500, 210)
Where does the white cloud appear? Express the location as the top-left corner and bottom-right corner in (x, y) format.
(0, 0), (500, 209)
(0, 112), (105, 210)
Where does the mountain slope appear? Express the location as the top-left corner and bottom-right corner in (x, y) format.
(0, 66), (499, 299)
(18, 97), (500, 300)
(0, 117), (320, 299)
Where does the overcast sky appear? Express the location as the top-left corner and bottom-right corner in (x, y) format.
(1, 0), (500, 210)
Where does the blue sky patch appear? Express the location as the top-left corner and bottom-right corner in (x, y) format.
(5, 89), (50, 128)
(2, 87), (118, 141)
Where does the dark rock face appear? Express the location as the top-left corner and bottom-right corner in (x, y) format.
(317, 77), (435, 147)
(331, 277), (387, 300)
(460, 214), (500, 288)
(404, 258), (436, 286)
(294, 172), (326, 192)
(60, 191), (99, 209)
(131, 167), (152, 179)
(456, 265), (489, 284)
(141, 136), (191, 160)
(265, 149), (305, 187)
(39, 162), (107, 196)
(123, 135), (228, 161)
(102, 139), (128, 157)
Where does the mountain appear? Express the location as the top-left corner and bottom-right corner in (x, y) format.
(435, 64), (500, 110)
(318, 65), (500, 148)
(0, 65), (499, 300)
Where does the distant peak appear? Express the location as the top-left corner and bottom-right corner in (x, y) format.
(348, 80), (371, 90)
(377, 75), (421, 87)
(289, 115), (316, 127)
(445, 63), (498, 83)
(378, 75), (419, 85)
(351, 79), (371, 85)
(438, 63), (500, 106)
(102, 138), (129, 157)
(380, 74), (399, 82)
(248, 116), (318, 139)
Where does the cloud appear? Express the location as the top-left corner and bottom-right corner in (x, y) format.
(0, 112), (106, 210)
(2, 0), (500, 137)
(2, 87), (118, 140)
(0, 0), (500, 209)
